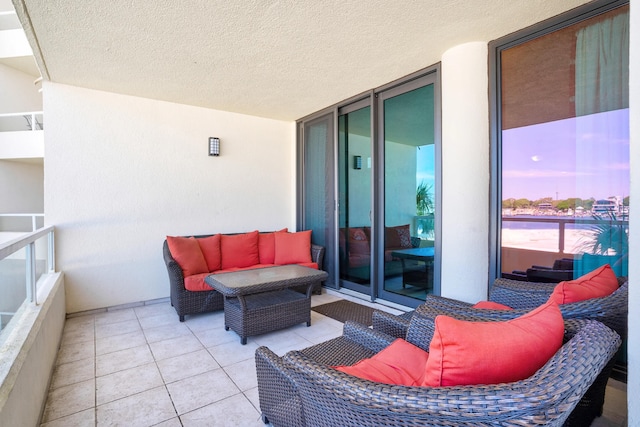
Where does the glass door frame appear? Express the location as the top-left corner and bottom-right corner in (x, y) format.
(374, 71), (442, 307)
(297, 65), (442, 308)
(336, 97), (375, 295)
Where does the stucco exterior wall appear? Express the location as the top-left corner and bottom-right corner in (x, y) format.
(44, 83), (295, 312)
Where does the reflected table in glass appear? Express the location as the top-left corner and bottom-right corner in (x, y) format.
(389, 247), (434, 291)
(205, 265), (328, 344)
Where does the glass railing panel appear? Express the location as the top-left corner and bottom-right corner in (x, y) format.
(0, 247), (28, 333)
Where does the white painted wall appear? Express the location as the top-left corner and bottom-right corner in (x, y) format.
(440, 42), (490, 303)
(0, 63), (41, 114)
(44, 83), (295, 313)
(627, 0), (638, 423)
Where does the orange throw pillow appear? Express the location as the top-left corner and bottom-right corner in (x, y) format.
(166, 236), (208, 277)
(423, 301), (564, 387)
(334, 339), (429, 386)
(472, 301), (513, 310)
(220, 231), (260, 269)
(258, 228), (288, 264)
(197, 234), (222, 272)
(548, 264), (618, 304)
(274, 230), (312, 265)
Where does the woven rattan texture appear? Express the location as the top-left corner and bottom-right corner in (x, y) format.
(282, 319), (620, 427)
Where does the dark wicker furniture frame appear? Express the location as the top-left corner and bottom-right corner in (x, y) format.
(371, 277), (628, 426)
(256, 316), (620, 427)
(205, 265), (328, 344)
(162, 233), (325, 322)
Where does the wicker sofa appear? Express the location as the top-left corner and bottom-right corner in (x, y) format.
(256, 315), (620, 427)
(163, 230), (325, 321)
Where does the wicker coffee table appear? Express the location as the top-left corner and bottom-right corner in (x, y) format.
(204, 265), (328, 344)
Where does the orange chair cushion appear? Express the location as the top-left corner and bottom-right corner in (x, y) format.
(274, 230), (312, 265)
(258, 228), (288, 264)
(423, 301), (564, 387)
(166, 236), (208, 276)
(220, 231), (260, 269)
(548, 264), (618, 304)
(197, 234), (222, 272)
(472, 301), (513, 310)
(334, 338), (430, 386)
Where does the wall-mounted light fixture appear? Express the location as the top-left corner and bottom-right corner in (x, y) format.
(353, 155), (362, 170)
(208, 137), (220, 156)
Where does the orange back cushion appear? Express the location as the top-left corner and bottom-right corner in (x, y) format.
(197, 234), (222, 272)
(220, 231), (260, 269)
(423, 301), (564, 387)
(258, 228), (288, 264)
(548, 264), (618, 304)
(274, 230), (312, 265)
(166, 236), (208, 277)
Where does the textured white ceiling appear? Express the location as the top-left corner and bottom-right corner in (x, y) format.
(14, 0), (589, 121)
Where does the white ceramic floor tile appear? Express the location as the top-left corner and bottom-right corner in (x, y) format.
(40, 408), (95, 427)
(60, 320), (95, 346)
(253, 327), (311, 350)
(152, 417), (183, 427)
(95, 329), (147, 355)
(50, 357), (95, 390)
(95, 308), (137, 325)
(149, 333), (205, 361)
(180, 393), (263, 427)
(244, 386), (261, 413)
(96, 344), (154, 377)
(167, 368), (240, 415)
(95, 319), (142, 339)
(207, 340), (260, 367)
(157, 349), (220, 384)
(134, 302), (176, 319)
(191, 324), (238, 347)
(96, 362), (164, 405)
(143, 322), (193, 343)
(41, 378), (95, 423)
(97, 386), (177, 427)
(138, 312), (177, 330)
(183, 311), (225, 332)
(55, 340), (95, 365)
(225, 358), (258, 391)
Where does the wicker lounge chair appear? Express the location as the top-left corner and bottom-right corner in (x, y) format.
(256, 313), (620, 427)
(286, 318), (619, 427)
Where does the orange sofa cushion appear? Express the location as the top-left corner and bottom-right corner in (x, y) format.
(184, 272), (212, 292)
(258, 228), (288, 264)
(220, 231), (260, 269)
(167, 236), (208, 277)
(423, 301), (564, 387)
(334, 338), (430, 386)
(197, 234), (222, 272)
(548, 264), (618, 304)
(274, 230), (312, 265)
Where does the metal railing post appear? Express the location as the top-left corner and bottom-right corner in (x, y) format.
(48, 228), (55, 273)
(26, 242), (37, 304)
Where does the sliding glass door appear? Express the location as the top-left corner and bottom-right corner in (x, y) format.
(338, 101), (372, 294)
(298, 68), (440, 307)
(377, 75), (440, 306)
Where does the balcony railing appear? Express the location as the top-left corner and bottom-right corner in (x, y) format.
(0, 111), (44, 132)
(0, 226), (55, 334)
(501, 216), (628, 253)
